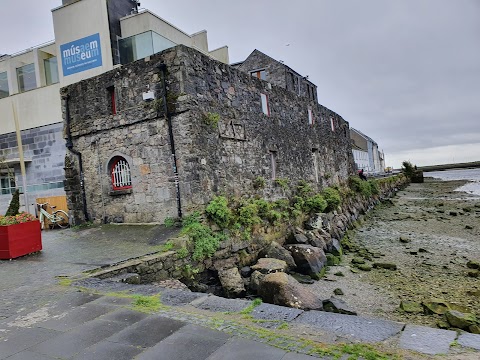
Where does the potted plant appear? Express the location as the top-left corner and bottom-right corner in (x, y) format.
(0, 190), (42, 259)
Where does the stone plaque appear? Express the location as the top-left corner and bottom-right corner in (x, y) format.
(219, 120), (246, 141)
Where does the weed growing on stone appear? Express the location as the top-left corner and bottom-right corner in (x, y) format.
(176, 247), (189, 259)
(71, 221), (95, 231)
(161, 240), (174, 252)
(203, 112), (220, 128)
(274, 178), (289, 190)
(322, 187), (341, 212)
(240, 298), (263, 315)
(182, 219), (227, 261)
(182, 211), (201, 227)
(181, 264), (200, 279)
(237, 201), (261, 228)
(206, 196), (233, 229)
(164, 217), (175, 227)
(306, 341), (401, 360)
(57, 277), (72, 287)
(349, 176), (374, 197)
(253, 176), (266, 189)
(132, 295), (166, 313)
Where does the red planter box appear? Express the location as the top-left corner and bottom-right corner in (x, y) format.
(0, 220), (42, 259)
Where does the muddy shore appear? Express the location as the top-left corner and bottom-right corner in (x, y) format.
(311, 177), (480, 329)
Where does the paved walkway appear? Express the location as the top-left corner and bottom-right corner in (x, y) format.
(1, 225), (479, 359)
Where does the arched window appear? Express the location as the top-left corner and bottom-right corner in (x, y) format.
(110, 157), (132, 190)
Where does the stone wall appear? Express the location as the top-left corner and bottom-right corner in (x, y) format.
(88, 175), (408, 284)
(62, 45), (354, 224)
(0, 123), (66, 213)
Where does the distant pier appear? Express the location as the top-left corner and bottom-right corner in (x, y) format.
(419, 161), (480, 172)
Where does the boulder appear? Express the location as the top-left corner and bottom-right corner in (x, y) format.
(323, 297), (357, 315)
(468, 270), (479, 278)
(290, 272), (315, 284)
(357, 264), (372, 271)
(286, 232), (309, 244)
(118, 273), (141, 285)
(259, 241), (296, 269)
(334, 288), (344, 295)
(326, 238), (342, 256)
(469, 324), (480, 334)
(258, 272), (323, 310)
(305, 231), (325, 248)
(305, 213), (330, 231)
(240, 266), (252, 278)
(467, 260), (480, 269)
(218, 267), (245, 298)
(399, 236), (411, 243)
(351, 257), (366, 264)
(251, 258), (288, 274)
(284, 244), (327, 279)
(399, 301), (423, 314)
(422, 299), (469, 315)
(249, 270), (265, 292)
(373, 262), (397, 270)
(445, 310), (478, 330)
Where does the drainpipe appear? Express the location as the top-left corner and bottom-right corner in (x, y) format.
(158, 63), (182, 219)
(64, 95), (90, 222)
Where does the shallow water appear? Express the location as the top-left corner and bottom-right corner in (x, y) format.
(427, 168), (480, 196)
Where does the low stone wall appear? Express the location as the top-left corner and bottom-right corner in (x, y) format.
(88, 175), (408, 286)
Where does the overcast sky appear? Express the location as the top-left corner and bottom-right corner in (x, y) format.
(3, 0), (479, 168)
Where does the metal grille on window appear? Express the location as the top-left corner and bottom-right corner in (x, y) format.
(111, 159), (132, 190)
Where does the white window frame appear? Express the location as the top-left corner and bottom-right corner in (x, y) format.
(261, 93), (270, 116)
(308, 108), (314, 126)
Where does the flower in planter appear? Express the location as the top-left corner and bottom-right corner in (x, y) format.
(0, 213), (37, 226)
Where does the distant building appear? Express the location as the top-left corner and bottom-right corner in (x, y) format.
(350, 128), (384, 173)
(0, 0), (228, 212)
(232, 49), (318, 102)
(352, 144), (370, 172)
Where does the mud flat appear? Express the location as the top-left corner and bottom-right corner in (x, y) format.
(311, 177), (480, 329)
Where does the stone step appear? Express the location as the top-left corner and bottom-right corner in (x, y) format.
(0, 293), (322, 360)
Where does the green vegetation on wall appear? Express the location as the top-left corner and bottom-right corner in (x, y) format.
(179, 175), (404, 262)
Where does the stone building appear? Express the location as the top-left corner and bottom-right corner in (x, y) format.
(62, 45), (354, 224)
(232, 50), (318, 102)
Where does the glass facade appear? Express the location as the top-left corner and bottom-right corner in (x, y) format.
(0, 71), (8, 99)
(119, 31), (176, 65)
(44, 57), (59, 85)
(17, 63), (37, 92)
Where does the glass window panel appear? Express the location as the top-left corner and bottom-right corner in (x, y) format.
(0, 71), (9, 99)
(17, 63), (37, 92)
(119, 31), (153, 64)
(120, 31), (177, 65)
(152, 32), (176, 55)
(44, 57), (59, 85)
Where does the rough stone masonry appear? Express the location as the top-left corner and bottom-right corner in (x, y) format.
(62, 45), (354, 224)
